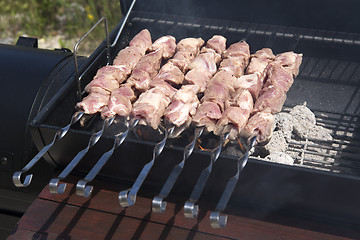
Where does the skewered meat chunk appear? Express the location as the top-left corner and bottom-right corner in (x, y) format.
(200, 35), (227, 55)
(151, 62), (184, 86)
(201, 72), (236, 111)
(233, 72), (262, 100)
(192, 102), (222, 132)
(131, 87), (172, 129)
(274, 51), (303, 77)
(263, 62), (294, 93)
(253, 86), (287, 114)
(222, 41), (250, 60)
(164, 85), (200, 127)
(128, 29), (152, 54)
(187, 52), (218, 75)
(246, 48), (275, 75)
(113, 47), (143, 75)
(76, 92), (110, 115)
(183, 69), (212, 92)
(101, 84), (135, 118)
(219, 57), (248, 77)
(84, 67), (120, 93)
(169, 38), (205, 71)
(215, 89), (253, 140)
(149, 36), (177, 59)
(241, 109), (275, 144)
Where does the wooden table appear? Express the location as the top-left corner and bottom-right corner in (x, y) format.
(8, 177), (360, 240)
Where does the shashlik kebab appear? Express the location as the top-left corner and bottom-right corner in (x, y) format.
(209, 50), (302, 228)
(48, 32), (177, 194)
(117, 36), (227, 207)
(76, 29), (152, 115)
(241, 51), (303, 144)
(11, 29), (152, 188)
(74, 36), (206, 198)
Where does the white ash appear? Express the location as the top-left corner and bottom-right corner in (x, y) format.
(255, 103), (333, 166)
(265, 152), (294, 165)
(290, 104), (316, 139)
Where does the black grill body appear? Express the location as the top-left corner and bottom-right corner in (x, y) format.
(2, 0), (360, 238)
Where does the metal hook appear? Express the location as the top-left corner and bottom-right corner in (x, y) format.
(152, 127), (204, 213)
(12, 111), (85, 187)
(76, 118), (139, 197)
(119, 126), (175, 207)
(184, 132), (230, 219)
(209, 136), (257, 228)
(49, 178), (67, 194)
(48, 117), (114, 194)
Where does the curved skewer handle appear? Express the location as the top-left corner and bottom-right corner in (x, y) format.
(49, 117), (114, 194)
(210, 136), (257, 228)
(184, 132), (229, 219)
(119, 126), (175, 207)
(13, 111), (85, 187)
(152, 127), (204, 213)
(76, 118), (140, 197)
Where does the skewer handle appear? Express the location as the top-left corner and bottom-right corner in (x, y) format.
(184, 132), (229, 219)
(13, 111), (84, 187)
(152, 127), (204, 213)
(76, 119), (137, 198)
(119, 126), (174, 207)
(210, 136), (257, 228)
(49, 117), (114, 194)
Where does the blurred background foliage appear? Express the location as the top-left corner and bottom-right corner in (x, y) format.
(0, 0), (122, 53)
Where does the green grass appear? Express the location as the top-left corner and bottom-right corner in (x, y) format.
(0, 0), (122, 50)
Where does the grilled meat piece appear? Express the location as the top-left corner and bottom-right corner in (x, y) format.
(263, 62), (294, 93)
(233, 72), (262, 100)
(164, 85), (200, 127)
(192, 102), (222, 132)
(241, 109), (275, 144)
(128, 29), (152, 54)
(187, 52), (218, 75)
(169, 38), (205, 71)
(151, 62), (184, 86)
(222, 41), (250, 60)
(76, 92), (110, 115)
(253, 86), (287, 114)
(131, 87), (173, 129)
(149, 36), (177, 59)
(274, 51), (303, 77)
(215, 89), (253, 140)
(101, 84), (135, 118)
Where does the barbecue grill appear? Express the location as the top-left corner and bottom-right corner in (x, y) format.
(2, 0), (360, 238)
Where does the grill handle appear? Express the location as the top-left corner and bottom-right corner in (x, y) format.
(74, 16), (110, 101)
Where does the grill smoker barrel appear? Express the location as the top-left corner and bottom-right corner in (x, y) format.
(3, 0), (360, 238)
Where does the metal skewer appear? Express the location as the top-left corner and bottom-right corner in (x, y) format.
(210, 136), (257, 228)
(184, 132), (230, 218)
(119, 125), (175, 207)
(49, 117), (114, 194)
(76, 118), (140, 197)
(152, 127), (204, 213)
(13, 111), (85, 187)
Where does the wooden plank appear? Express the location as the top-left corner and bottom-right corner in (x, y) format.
(10, 199), (227, 240)
(36, 181), (356, 240)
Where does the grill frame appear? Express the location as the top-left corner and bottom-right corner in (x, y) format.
(29, 9), (360, 229)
